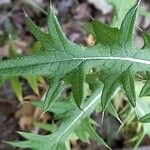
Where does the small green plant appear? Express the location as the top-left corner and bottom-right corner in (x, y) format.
(1, 1), (150, 150)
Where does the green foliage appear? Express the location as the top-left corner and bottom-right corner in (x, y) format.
(7, 86), (109, 150)
(25, 76), (39, 95)
(107, 0), (137, 28)
(34, 122), (57, 132)
(1, 2), (150, 150)
(0, 41), (44, 102)
(65, 67), (85, 108)
(118, 81), (150, 149)
(8, 43), (23, 102)
(10, 77), (23, 101)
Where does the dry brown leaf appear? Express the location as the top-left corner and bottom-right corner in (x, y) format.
(19, 116), (33, 130)
(23, 95), (40, 101)
(15, 103), (35, 118)
(15, 103), (35, 131)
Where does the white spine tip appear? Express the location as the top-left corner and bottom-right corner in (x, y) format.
(138, 26), (143, 32)
(100, 111), (105, 127)
(138, 0), (142, 6)
(49, 0), (53, 10)
(22, 7), (28, 17)
(90, 15), (94, 20)
(118, 118), (123, 125)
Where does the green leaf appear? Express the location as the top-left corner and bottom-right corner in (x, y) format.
(10, 77), (23, 102)
(82, 119), (108, 148)
(106, 102), (121, 122)
(140, 72), (150, 97)
(86, 69), (101, 91)
(95, 98), (121, 122)
(47, 10), (69, 50)
(1, 3), (150, 150)
(8, 43), (23, 102)
(120, 68), (136, 107)
(133, 132), (145, 150)
(75, 118), (108, 145)
(137, 93), (150, 124)
(26, 15), (51, 51)
(100, 75), (120, 111)
(7, 85), (110, 150)
(32, 41), (41, 53)
(43, 79), (66, 112)
(107, 0), (137, 28)
(139, 113), (150, 123)
(142, 32), (150, 48)
(85, 20), (120, 44)
(32, 99), (75, 115)
(25, 76), (39, 95)
(37, 75), (46, 84)
(140, 33), (150, 97)
(0, 5), (146, 80)
(74, 119), (91, 143)
(34, 122), (57, 132)
(66, 66), (85, 107)
(0, 2), (150, 112)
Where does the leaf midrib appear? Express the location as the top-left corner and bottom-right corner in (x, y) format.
(1, 55), (150, 71)
(56, 91), (102, 142)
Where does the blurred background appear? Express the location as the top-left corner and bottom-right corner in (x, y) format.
(0, 0), (150, 150)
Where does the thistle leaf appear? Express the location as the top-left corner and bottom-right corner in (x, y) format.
(43, 79), (66, 112)
(47, 10), (68, 49)
(107, 0), (137, 28)
(1, 3), (150, 150)
(120, 68), (136, 107)
(8, 86), (109, 150)
(100, 75), (120, 111)
(26, 16), (51, 50)
(140, 72), (150, 97)
(139, 33), (150, 97)
(32, 99), (75, 115)
(0, 6), (144, 110)
(139, 113), (150, 123)
(8, 43), (23, 102)
(66, 66), (85, 108)
(75, 118), (109, 147)
(142, 32), (150, 48)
